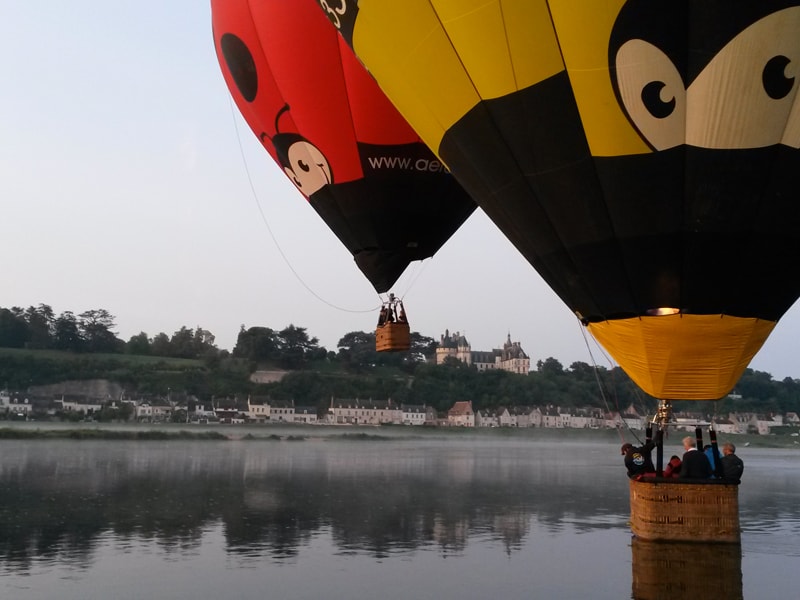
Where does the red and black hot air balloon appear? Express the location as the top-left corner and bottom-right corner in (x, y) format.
(210, 0), (475, 297)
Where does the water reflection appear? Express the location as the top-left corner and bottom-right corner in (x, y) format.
(0, 438), (629, 571)
(631, 538), (742, 600)
(0, 435), (798, 596)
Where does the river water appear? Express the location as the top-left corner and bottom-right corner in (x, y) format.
(0, 426), (797, 599)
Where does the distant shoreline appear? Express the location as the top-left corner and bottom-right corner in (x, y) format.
(0, 422), (797, 448)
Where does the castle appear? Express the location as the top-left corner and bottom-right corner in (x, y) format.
(435, 330), (530, 374)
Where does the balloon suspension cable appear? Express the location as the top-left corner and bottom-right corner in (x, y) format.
(397, 258), (430, 301)
(577, 320), (644, 445)
(228, 97), (379, 315)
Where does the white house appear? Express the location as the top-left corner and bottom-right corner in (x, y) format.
(293, 407), (318, 424)
(401, 404), (431, 426)
(246, 396), (271, 423)
(328, 398), (402, 425)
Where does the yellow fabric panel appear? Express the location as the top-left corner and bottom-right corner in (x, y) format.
(353, 0), (477, 155)
(548, 0), (651, 157)
(353, 1), (565, 155)
(434, 1), (564, 98)
(587, 315), (776, 400)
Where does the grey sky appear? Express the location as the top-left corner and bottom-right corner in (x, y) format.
(3, 2), (799, 381)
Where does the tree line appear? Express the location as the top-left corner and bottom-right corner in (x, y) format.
(0, 304), (218, 357)
(2, 304), (800, 417)
(0, 304), (436, 370)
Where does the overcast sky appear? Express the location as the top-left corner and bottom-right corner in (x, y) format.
(3, 2), (799, 381)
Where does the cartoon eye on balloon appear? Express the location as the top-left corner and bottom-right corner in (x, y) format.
(611, 4), (800, 151)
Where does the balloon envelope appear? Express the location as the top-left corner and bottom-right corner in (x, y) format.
(211, 0), (475, 293)
(320, 0), (800, 399)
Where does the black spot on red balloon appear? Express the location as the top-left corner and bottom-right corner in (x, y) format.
(220, 33), (257, 102)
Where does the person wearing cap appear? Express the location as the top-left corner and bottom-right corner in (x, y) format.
(621, 440), (656, 479)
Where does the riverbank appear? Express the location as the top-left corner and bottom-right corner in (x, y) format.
(0, 421), (797, 448)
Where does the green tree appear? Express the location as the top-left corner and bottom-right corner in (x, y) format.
(25, 304), (54, 349)
(0, 307), (28, 348)
(233, 326), (279, 363)
(126, 332), (151, 355)
(53, 311), (83, 351)
(192, 327), (217, 357)
(169, 326), (196, 358)
(277, 325), (320, 369)
(150, 332), (172, 356)
(80, 309), (123, 353)
(537, 357), (564, 375)
(337, 331), (377, 372)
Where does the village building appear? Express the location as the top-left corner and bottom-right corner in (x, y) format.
(293, 406), (318, 424)
(191, 401), (216, 422)
(756, 413), (783, 435)
(448, 400), (475, 427)
(511, 406), (542, 428)
(711, 417), (738, 434)
(541, 406), (561, 428)
(475, 408), (498, 428)
(246, 395), (271, 423)
(475, 407), (514, 428)
(0, 390), (33, 417)
(57, 394), (105, 417)
(570, 407), (604, 429)
(729, 412), (759, 434)
(435, 331), (530, 374)
(401, 404), (435, 426)
(327, 398), (402, 425)
(269, 400), (295, 422)
(212, 396), (248, 423)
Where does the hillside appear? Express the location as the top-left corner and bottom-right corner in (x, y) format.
(3, 347), (800, 418)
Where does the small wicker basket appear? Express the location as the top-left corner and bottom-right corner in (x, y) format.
(375, 322), (410, 352)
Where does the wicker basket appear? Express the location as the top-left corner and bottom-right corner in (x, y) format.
(631, 537), (743, 600)
(629, 478), (740, 543)
(375, 322), (410, 352)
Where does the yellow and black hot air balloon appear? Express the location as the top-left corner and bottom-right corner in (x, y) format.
(318, 0), (800, 400)
(211, 0), (475, 297)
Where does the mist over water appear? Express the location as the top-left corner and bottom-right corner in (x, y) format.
(0, 427), (797, 599)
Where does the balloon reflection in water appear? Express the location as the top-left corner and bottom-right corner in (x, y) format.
(631, 538), (742, 600)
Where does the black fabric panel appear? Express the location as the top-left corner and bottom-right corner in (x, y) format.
(440, 72), (800, 323)
(309, 172), (476, 293)
(578, 146), (800, 321)
(439, 72), (615, 319)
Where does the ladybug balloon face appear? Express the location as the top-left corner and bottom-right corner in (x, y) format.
(282, 139), (332, 196)
(211, 0), (475, 293)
